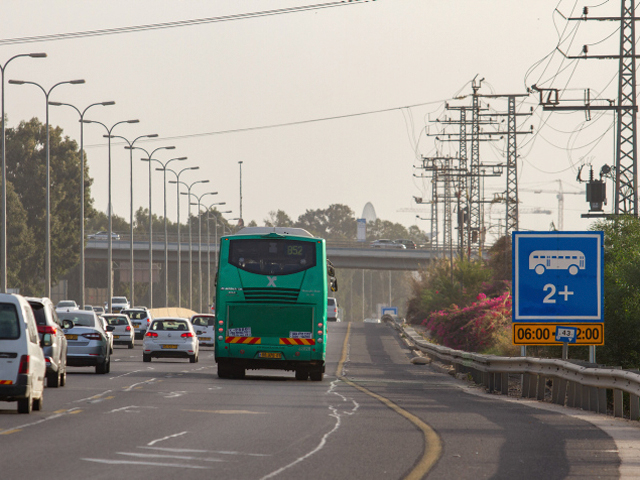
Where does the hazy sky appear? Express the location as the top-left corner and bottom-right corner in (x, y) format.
(1, 1), (622, 240)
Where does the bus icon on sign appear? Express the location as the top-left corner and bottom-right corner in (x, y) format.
(529, 250), (585, 276)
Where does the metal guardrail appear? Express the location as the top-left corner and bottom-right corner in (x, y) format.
(398, 324), (640, 421)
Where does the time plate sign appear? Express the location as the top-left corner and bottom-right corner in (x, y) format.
(513, 323), (604, 346)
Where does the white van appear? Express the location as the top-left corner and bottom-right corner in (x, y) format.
(327, 297), (340, 322)
(0, 293), (46, 413)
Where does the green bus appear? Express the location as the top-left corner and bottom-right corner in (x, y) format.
(214, 227), (337, 381)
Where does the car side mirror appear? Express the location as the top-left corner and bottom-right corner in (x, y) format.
(41, 333), (52, 347)
(62, 319), (74, 330)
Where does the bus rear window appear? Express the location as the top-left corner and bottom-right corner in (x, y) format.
(229, 239), (316, 275)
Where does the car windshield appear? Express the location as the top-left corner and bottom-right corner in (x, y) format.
(58, 311), (97, 328)
(105, 315), (128, 326)
(0, 303), (20, 339)
(151, 320), (189, 331)
(191, 316), (213, 327)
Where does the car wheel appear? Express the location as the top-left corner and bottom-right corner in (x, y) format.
(105, 356), (111, 373)
(47, 370), (60, 388)
(143, 354), (151, 363)
(17, 394), (32, 414)
(189, 355), (197, 364)
(96, 357), (109, 374)
(33, 394), (43, 411)
(60, 369), (67, 387)
(128, 340), (134, 349)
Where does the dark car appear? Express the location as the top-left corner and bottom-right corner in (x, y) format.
(394, 239), (417, 249)
(27, 297), (68, 388)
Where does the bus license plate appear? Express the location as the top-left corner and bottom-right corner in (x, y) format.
(161, 345), (178, 349)
(259, 352), (282, 359)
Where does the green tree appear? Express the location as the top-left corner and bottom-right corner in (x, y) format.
(295, 204), (356, 240)
(264, 210), (294, 227)
(591, 216), (640, 368)
(5, 118), (95, 294)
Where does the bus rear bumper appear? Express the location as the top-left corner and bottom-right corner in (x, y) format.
(216, 357), (325, 373)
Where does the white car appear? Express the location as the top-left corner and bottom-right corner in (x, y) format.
(363, 318), (381, 324)
(102, 314), (135, 349)
(0, 293), (46, 413)
(143, 317), (199, 363)
(55, 299), (79, 313)
(190, 314), (216, 346)
(109, 296), (130, 314)
(88, 231), (121, 240)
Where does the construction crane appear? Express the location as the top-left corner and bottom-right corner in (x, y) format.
(520, 180), (583, 230)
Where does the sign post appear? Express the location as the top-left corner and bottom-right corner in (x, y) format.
(512, 231), (604, 356)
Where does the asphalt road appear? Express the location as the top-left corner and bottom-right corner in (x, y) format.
(0, 322), (621, 479)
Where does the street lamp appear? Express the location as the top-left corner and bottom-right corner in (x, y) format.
(82, 118), (139, 313)
(9, 77), (85, 298)
(129, 145), (175, 308)
(238, 161), (243, 221)
(174, 179), (209, 310)
(167, 166), (199, 308)
(206, 206), (230, 306)
(188, 191), (218, 313)
(107, 133), (158, 306)
(152, 156), (187, 307)
(0, 52), (46, 294)
(49, 100), (116, 307)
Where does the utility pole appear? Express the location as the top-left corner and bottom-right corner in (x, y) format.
(533, 1), (638, 216)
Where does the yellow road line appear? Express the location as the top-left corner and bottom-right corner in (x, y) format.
(336, 322), (442, 479)
(0, 429), (22, 435)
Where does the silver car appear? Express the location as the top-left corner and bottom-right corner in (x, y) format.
(58, 310), (111, 374)
(143, 317), (199, 363)
(121, 308), (153, 339)
(190, 314), (216, 347)
(102, 314), (135, 349)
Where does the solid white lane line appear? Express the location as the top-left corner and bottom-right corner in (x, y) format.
(141, 446), (270, 457)
(0, 408), (82, 434)
(147, 431), (188, 446)
(73, 391), (112, 403)
(123, 378), (156, 391)
(82, 459), (209, 469)
(117, 452), (224, 462)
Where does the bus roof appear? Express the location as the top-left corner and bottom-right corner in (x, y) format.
(235, 227), (314, 237)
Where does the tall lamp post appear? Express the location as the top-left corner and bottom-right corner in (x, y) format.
(49, 100), (116, 307)
(177, 180), (210, 310)
(167, 166), (199, 308)
(188, 191), (218, 313)
(0, 52), (46, 294)
(206, 206), (230, 307)
(129, 145), (175, 308)
(9, 77), (85, 298)
(82, 119), (139, 313)
(107, 133), (158, 306)
(151, 156), (187, 307)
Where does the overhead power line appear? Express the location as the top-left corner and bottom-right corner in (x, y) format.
(0, 1), (377, 46)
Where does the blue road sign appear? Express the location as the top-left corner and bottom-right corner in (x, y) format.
(512, 231), (603, 322)
(382, 307), (398, 316)
(555, 326), (578, 343)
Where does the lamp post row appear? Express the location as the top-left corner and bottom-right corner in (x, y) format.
(0, 56), (227, 312)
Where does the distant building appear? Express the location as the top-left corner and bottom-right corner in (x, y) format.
(361, 202), (377, 223)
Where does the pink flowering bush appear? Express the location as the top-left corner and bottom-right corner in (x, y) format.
(422, 291), (512, 352)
